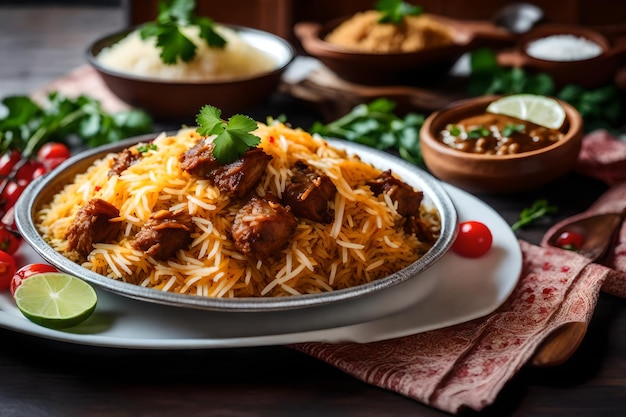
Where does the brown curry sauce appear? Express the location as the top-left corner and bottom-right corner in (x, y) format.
(438, 113), (564, 155)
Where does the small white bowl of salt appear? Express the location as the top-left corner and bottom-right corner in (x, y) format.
(510, 24), (626, 88)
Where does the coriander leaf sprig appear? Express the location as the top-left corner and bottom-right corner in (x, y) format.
(140, 0), (226, 65)
(310, 98), (426, 168)
(511, 199), (559, 231)
(196, 105), (260, 164)
(376, 0), (423, 24)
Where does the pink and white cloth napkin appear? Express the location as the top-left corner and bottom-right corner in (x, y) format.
(293, 129), (626, 414)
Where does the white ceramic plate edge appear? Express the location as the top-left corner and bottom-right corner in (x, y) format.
(0, 183), (522, 349)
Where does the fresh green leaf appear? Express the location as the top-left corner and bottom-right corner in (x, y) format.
(195, 105), (260, 164)
(467, 126), (490, 139)
(376, 0), (422, 24)
(511, 199), (558, 231)
(501, 123), (525, 137)
(0, 92), (153, 157)
(137, 143), (158, 153)
(139, 0), (226, 65)
(309, 98), (426, 168)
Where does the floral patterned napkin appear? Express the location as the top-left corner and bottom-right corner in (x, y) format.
(293, 129), (626, 414)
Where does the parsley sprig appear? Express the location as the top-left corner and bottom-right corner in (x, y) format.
(376, 0), (423, 24)
(195, 105), (260, 164)
(0, 92), (153, 157)
(140, 0), (226, 65)
(511, 199), (559, 231)
(310, 98), (425, 167)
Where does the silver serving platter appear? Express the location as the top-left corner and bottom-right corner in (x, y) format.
(14, 134), (458, 332)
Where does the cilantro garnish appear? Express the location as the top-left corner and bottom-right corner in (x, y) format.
(511, 199), (559, 231)
(139, 0), (226, 65)
(137, 143), (157, 153)
(501, 123), (525, 137)
(376, 0), (423, 24)
(467, 126), (491, 139)
(195, 105), (260, 164)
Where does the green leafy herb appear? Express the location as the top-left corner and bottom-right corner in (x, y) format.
(140, 0), (226, 65)
(501, 123), (525, 137)
(137, 143), (157, 153)
(467, 48), (624, 132)
(376, 0), (422, 24)
(0, 93), (153, 158)
(511, 199), (559, 231)
(467, 126), (490, 139)
(448, 125), (462, 136)
(309, 98), (426, 167)
(195, 105), (260, 164)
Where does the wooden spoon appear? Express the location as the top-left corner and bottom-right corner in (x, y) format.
(532, 208), (626, 367)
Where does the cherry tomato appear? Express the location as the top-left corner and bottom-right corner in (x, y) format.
(0, 250), (17, 291)
(15, 160), (45, 182)
(37, 142), (71, 161)
(1, 180), (26, 210)
(555, 231), (585, 251)
(10, 263), (58, 296)
(452, 220), (493, 258)
(0, 150), (21, 178)
(0, 225), (20, 255)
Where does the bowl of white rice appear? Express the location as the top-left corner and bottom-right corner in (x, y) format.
(87, 24), (296, 122)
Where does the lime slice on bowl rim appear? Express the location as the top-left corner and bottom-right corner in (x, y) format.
(14, 272), (97, 329)
(486, 94), (566, 129)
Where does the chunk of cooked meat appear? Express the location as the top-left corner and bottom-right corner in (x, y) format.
(108, 148), (141, 177)
(232, 195), (297, 259)
(132, 210), (192, 261)
(179, 140), (221, 177)
(404, 216), (437, 244)
(209, 148), (272, 199)
(282, 160), (336, 224)
(367, 170), (423, 216)
(66, 198), (121, 256)
(181, 142), (271, 199)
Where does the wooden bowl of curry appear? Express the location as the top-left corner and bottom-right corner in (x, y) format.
(420, 95), (583, 194)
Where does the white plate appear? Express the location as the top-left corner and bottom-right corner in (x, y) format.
(0, 184), (521, 349)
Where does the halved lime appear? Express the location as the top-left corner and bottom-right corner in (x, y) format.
(486, 94), (566, 129)
(14, 272), (97, 329)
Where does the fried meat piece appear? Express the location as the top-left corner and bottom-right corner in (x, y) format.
(132, 210), (192, 261)
(282, 160), (337, 224)
(179, 140), (221, 177)
(181, 142), (271, 199)
(66, 198), (121, 256)
(367, 170), (423, 216)
(108, 148), (141, 177)
(232, 195), (297, 259)
(209, 148), (272, 198)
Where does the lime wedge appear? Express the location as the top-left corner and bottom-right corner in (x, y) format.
(14, 272), (97, 329)
(486, 94), (566, 129)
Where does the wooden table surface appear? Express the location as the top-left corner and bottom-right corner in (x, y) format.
(1, 4), (626, 417)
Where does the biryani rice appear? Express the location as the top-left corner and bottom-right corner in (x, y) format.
(36, 123), (441, 298)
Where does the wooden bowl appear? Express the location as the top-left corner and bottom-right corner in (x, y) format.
(294, 15), (515, 86)
(87, 25), (296, 123)
(420, 95), (583, 194)
(498, 24), (626, 88)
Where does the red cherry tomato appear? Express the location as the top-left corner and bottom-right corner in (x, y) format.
(1, 180), (26, 210)
(0, 151), (21, 177)
(10, 263), (58, 296)
(0, 225), (21, 255)
(15, 160), (45, 182)
(452, 220), (493, 258)
(37, 142), (71, 161)
(0, 250), (17, 291)
(555, 231), (585, 251)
